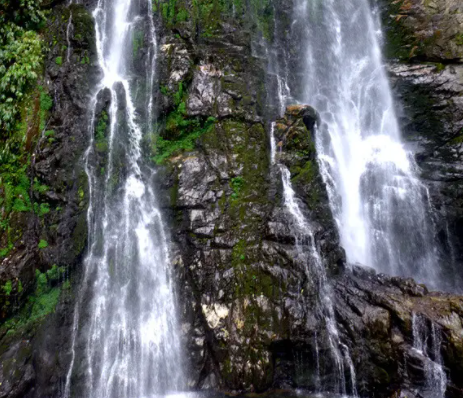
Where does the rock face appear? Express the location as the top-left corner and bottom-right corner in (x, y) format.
(0, 0), (463, 398)
(0, 2), (99, 397)
(335, 266), (463, 398)
(382, 0), (463, 61)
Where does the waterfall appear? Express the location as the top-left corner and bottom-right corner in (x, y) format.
(65, 11), (73, 64)
(271, 125), (357, 397)
(291, 0), (443, 288)
(64, 1), (184, 397)
(412, 314), (447, 397)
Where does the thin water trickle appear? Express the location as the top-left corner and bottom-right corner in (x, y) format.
(411, 314), (447, 397)
(64, 1), (184, 397)
(65, 12), (73, 63)
(292, 0), (443, 289)
(270, 125), (357, 397)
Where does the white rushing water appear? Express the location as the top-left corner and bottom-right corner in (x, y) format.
(412, 314), (447, 397)
(292, 0), (442, 288)
(270, 125), (357, 397)
(64, 1), (184, 397)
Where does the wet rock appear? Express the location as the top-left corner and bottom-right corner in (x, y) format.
(381, 0), (463, 61)
(0, 2), (99, 397)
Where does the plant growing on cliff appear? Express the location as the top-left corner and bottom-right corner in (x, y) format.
(38, 239), (48, 249)
(153, 110), (216, 164)
(0, 0), (45, 136)
(1, 266), (65, 335)
(2, 280), (12, 296)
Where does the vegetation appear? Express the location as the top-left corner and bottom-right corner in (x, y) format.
(0, 0), (52, 257)
(95, 110), (109, 152)
(230, 176), (244, 199)
(1, 265), (67, 336)
(0, 89), (52, 258)
(38, 239), (48, 249)
(132, 30), (144, 59)
(153, 0), (274, 40)
(153, 82), (216, 163)
(0, 0), (45, 136)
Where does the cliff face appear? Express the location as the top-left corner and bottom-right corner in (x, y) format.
(0, 1), (462, 398)
(0, 2), (100, 397)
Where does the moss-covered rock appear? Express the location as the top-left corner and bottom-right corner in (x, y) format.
(381, 0), (463, 61)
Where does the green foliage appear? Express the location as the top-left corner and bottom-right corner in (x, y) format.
(0, 29), (42, 134)
(45, 264), (65, 283)
(0, 244), (12, 258)
(153, 0), (274, 39)
(1, 266), (66, 337)
(176, 8), (188, 22)
(154, 81), (217, 164)
(0, 162), (31, 215)
(33, 177), (48, 193)
(95, 111), (108, 140)
(37, 239), (48, 249)
(55, 56), (62, 65)
(249, 0), (273, 40)
(2, 280), (12, 296)
(95, 110), (108, 152)
(230, 176), (244, 199)
(173, 81), (184, 105)
(434, 63), (445, 73)
(0, 1), (45, 30)
(153, 103), (216, 164)
(455, 34), (463, 46)
(160, 85), (169, 95)
(34, 202), (50, 217)
(80, 54), (90, 64)
(0, 0), (45, 136)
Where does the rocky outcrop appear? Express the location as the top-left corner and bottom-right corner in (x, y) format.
(335, 266), (463, 398)
(161, 99), (463, 397)
(382, 0), (463, 61)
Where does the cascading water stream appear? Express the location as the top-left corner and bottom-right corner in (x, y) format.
(64, 1), (184, 397)
(270, 125), (357, 397)
(412, 314), (447, 397)
(292, 0), (443, 288)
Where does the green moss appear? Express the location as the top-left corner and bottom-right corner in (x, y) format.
(55, 56), (63, 65)
(34, 202), (50, 217)
(434, 63), (445, 72)
(152, 101), (216, 164)
(132, 30), (144, 58)
(39, 87), (53, 131)
(95, 111), (108, 140)
(38, 239), (48, 249)
(230, 176), (244, 199)
(71, 211), (88, 256)
(291, 160), (315, 186)
(1, 267), (67, 336)
(2, 280), (13, 296)
(455, 33), (463, 46)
